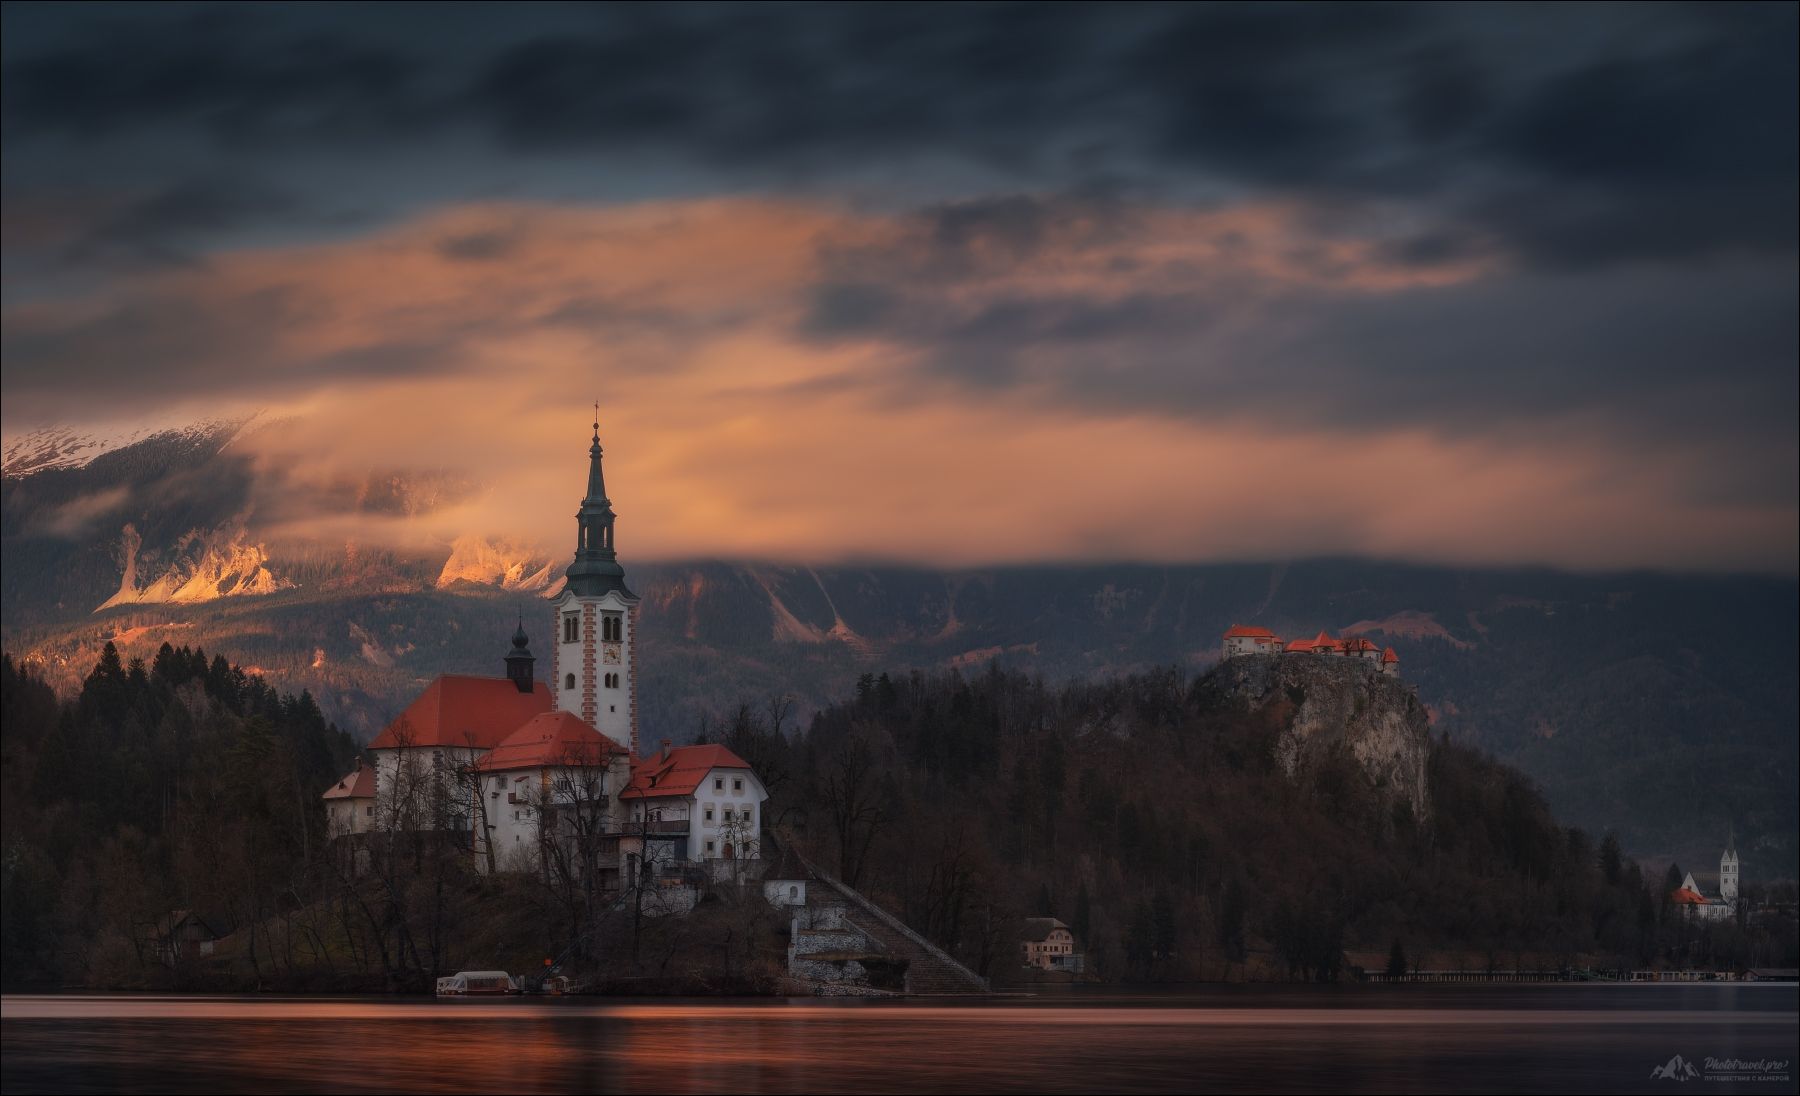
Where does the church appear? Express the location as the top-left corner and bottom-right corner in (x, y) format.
(1671, 836), (1741, 923)
(322, 418), (768, 889)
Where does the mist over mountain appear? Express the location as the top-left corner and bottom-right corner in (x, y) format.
(3, 423), (1794, 877)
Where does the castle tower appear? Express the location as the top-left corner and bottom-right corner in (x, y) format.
(550, 414), (640, 755)
(1720, 831), (1739, 903)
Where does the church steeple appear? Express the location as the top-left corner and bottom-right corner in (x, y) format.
(565, 410), (632, 598)
(551, 409), (640, 755)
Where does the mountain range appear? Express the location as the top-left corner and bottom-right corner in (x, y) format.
(3, 420), (1794, 874)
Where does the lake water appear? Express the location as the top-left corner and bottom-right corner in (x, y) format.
(3, 986), (1795, 1094)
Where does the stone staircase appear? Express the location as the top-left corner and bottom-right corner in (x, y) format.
(808, 873), (989, 995)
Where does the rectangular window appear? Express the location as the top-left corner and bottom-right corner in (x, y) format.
(705, 841), (715, 855)
(723, 809), (733, 823)
(714, 778), (724, 791)
(733, 778), (743, 793)
(704, 807), (714, 822)
(563, 615), (580, 643)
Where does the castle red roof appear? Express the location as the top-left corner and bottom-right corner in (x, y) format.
(1342, 637), (1379, 653)
(1311, 630), (1342, 650)
(1671, 887), (1709, 906)
(1223, 625), (1278, 639)
(474, 712), (623, 772)
(621, 744), (754, 799)
(322, 761), (376, 800)
(367, 675), (553, 750)
(1381, 647), (1400, 664)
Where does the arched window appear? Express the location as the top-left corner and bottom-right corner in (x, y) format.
(564, 673), (576, 690)
(788, 885), (799, 901)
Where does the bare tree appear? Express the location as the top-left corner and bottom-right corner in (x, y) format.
(529, 746), (625, 965)
(818, 725), (887, 887)
(452, 731), (499, 876)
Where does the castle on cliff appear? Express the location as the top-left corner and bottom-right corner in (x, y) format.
(1222, 625), (1400, 675)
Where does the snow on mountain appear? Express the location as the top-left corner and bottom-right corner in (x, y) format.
(2, 412), (266, 479)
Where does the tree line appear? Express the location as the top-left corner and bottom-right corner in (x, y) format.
(4, 646), (1794, 989)
(712, 663), (1798, 981)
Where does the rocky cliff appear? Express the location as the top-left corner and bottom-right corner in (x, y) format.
(1198, 654), (1432, 819)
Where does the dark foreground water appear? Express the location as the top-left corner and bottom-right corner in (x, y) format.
(3, 985), (1796, 1094)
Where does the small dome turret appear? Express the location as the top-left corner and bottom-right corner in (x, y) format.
(503, 615), (536, 693)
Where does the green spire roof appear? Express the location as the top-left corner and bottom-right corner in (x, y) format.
(564, 414), (634, 598)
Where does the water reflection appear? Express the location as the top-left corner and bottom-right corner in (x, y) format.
(4, 988), (1796, 1094)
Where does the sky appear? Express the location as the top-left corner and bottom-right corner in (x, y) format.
(2, 2), (1795, 573)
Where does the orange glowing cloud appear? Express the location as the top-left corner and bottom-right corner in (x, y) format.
(3, 197), (1791, 574)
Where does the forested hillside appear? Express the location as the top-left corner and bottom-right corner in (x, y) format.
(720, 660), (1798, 981)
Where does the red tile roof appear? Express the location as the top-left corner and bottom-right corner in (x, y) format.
(367, 674), (553, 750)
(322, 761), (376, 800)
(1311, 630), (1343, 650)
(1381, 646), (1400, 663)
(1223, 624), (1278, 639)
(621, 744), (754, 799)
(474, 712), (624, 772)
(1342, 637), (1379, 652)
(1671, 887), (1709, 905)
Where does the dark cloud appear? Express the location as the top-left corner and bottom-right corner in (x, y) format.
(0, 286), (461, 423)
(1, 8), (423, 146)
(4, 4), (1794, 272)
(435, 228), (519, 262)
(797, 193), (1798, 482)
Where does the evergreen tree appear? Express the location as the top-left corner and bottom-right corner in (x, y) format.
(1599, 831), (1624, 885)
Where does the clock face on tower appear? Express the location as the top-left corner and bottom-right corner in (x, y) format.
(603, 644), (622, 665)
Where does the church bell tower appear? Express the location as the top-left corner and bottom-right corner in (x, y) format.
(1720, 832), (1739, 904)
(551, 413), (639, 755)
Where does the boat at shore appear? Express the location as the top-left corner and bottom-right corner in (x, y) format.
(435, 971), (519, 996)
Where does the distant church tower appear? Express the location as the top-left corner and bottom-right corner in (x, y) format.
(1720, 832), (1739, 904)
(550, 415), (639, 756)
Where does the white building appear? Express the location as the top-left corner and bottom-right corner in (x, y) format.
(472, 711), (627, 876)
(322, 758), (377, 838)
(358, 663), (554, 834)
(1673, 836), (1741, 923)
(1021, 917), (1083, 973)
(1222, 625), (1283, 659)
(620, 743), (769, 878)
